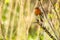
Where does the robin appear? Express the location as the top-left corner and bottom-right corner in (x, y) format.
(35, 7), (41, 16)
(34, 7), (43, 22)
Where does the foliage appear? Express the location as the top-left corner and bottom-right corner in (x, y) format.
(0, 0), (60, 40)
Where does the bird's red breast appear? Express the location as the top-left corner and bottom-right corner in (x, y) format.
(35, 7), (41, 16)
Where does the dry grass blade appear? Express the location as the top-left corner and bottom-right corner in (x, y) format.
(38, 1), (58, 39)
(5, 0), (15, 39)
(9, 0), (18, 40)
(16, 0), (26, 40)
(0, 0), (6, 40)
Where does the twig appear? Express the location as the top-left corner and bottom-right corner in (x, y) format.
(38, 1), (58, 39)
(38, 22), (56, 40)
(48, 0), (60, 39)
(32, 21), (56, 40)
(49, 0), (60, 21)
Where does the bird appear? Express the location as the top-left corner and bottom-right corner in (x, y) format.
(34, 7), (41, 16)
(34, 7), (43, 22)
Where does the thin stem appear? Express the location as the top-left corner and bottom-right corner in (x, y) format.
(49, 0), (60, 21)
(38, 22), (56, 40)
(32, 21), (56, 40)
(38, 1), (58, 39)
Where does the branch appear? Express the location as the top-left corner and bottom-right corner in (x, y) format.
(38, 1), (58, 39)
(49, 0), (60, 21)
(33, 21), (56, 40)
(38, 22), (56, 40)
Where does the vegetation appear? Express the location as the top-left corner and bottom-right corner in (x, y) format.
(0, 0), (60, 40)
